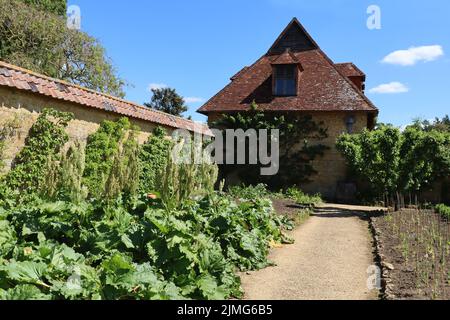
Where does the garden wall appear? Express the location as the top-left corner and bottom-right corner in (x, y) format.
(0, 87), (174, 173)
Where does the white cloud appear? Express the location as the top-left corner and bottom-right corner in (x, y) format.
(184, 97), (205, 104)
(369, 82), (409, 94)
(148, 83), (168, 91)
(382, 45), (444, 66)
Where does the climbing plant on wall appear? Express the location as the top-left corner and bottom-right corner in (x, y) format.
(213, 103), (328, 189)
(5, 108), (74, 195)
(83, 117), (131, 199)
(138, 127), (173, 194)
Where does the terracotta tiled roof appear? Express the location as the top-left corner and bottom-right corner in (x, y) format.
(0, 60), (211, 135)
(335, 62), (366, 79)
(198, 19), (378, 115)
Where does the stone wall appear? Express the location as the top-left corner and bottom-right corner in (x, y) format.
(207, 110), (371, 200)
(0, 87), (175, 173)
(298, 111), (369, 199)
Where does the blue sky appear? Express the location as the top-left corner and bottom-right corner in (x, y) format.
(68, 0), (449, 126)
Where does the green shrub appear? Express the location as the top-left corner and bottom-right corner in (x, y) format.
(228, 184), (270, 200)
(435, 204), (450, 220)
(285, 187), (322, 207)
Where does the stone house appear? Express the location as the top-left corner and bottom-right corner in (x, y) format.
(197, 18), (379, 200)
(0, 60), (209, 173)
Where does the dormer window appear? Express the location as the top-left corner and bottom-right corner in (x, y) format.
(273, 64), (297, 96)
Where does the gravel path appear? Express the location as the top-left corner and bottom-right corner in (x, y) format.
(241, 206), (380, 300)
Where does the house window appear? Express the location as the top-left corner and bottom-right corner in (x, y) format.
(345, 115), (356, 133)
(273, 65), (297, 96)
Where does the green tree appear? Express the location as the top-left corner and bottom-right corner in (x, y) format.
(413, 115), (450, 133)
(0, 0), (125, 97)
(337, 125), (402, 202)
(337, 124), (450, 204)
(144, 88), (188, 116)
(21, 0), (67, 15)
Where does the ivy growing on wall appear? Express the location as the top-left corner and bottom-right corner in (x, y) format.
(213, 103), (328, 189)
(138, 127), (173, 194)
(4, 108), (74, 195)
(83, 117), (131, 199)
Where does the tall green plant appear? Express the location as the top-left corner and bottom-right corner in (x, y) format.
(159, 141), (218, 211)
(139, 127), (173, 193)
(43, 141), (87, 203)
(83, 118), (131, 198)
(103, 128), (140, 200)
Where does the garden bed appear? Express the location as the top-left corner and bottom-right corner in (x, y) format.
(271, 197), (304, 219)
(371, 209), (450, 300)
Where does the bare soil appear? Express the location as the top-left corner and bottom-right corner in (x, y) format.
(271, 197), (305, 220)
(371, 210), (450, 300)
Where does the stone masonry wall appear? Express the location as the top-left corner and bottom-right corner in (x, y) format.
(0, 87), (175, 174)
(299, 111), (368, 199)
